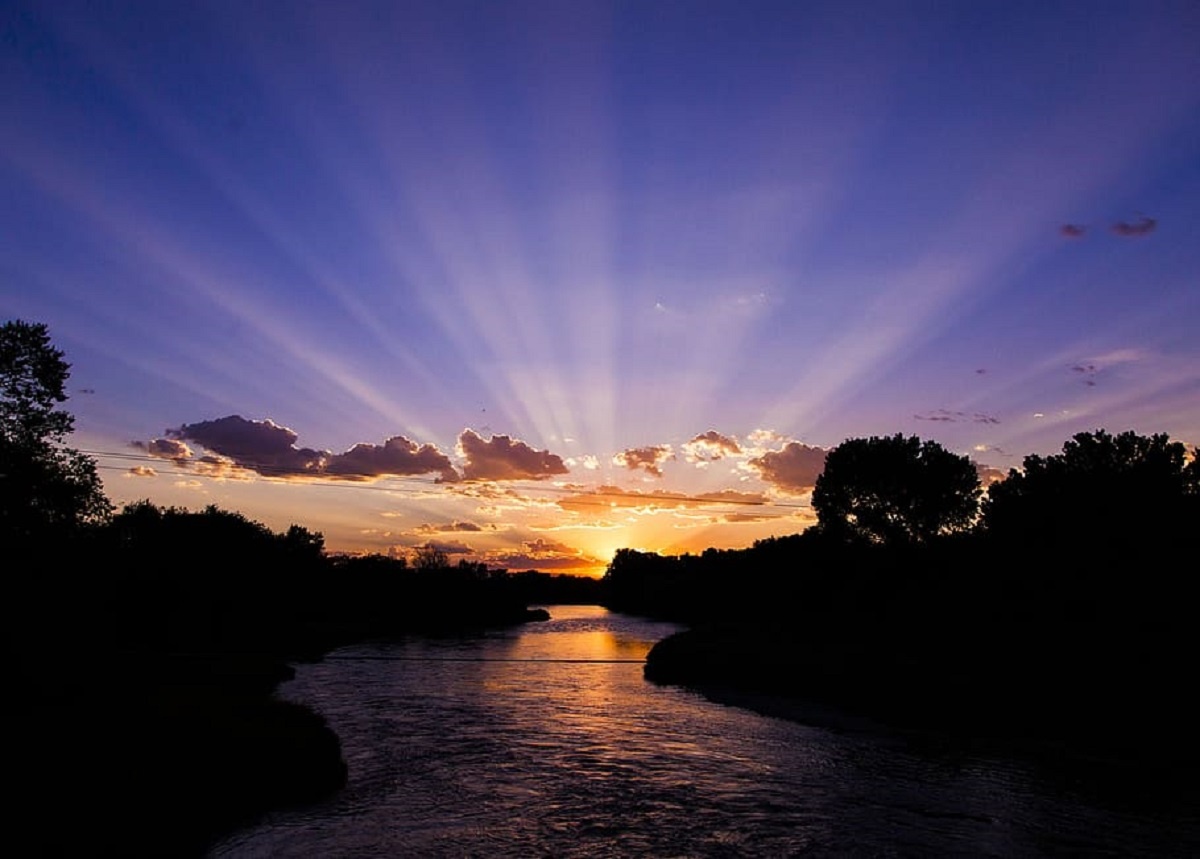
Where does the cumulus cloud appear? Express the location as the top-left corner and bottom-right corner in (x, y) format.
(566, 454), (600, 470)
(128, 465), (156, 477)
(682, 430), (742, 462)
(458, 430), (569, 481)
(325, 436), (458, 482)
(152, 415), (457, 481)
(613, 444), (674, 477)
(746, 442), (827, 494)
(747, 429), (787, 445)
(168, 415), (325, 475)
(1111, 216), (1156, 237)
(143, 438), (193, 464)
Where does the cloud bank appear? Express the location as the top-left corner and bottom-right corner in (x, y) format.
(148, 414), (459, 481)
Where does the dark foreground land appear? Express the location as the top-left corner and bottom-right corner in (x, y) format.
(6, 509), (574, 857)
(11, 651), (346, 857)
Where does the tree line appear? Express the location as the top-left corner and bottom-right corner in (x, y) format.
(610, 429), (1199, 758)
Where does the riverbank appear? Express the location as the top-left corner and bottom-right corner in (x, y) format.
(643, 624), (1200, 772)
(9, 649), (348, 857)
(8, 606), (553, 856)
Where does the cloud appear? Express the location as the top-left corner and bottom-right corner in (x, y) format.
(974, 462), (1007, 486)
(481, 539), (605, 573)
(566, 454), (600, 470)
(325, 436), (458, 482)
(973, 443), (1011, 458)
(157, 415), (457, 481)
(168, 415), (325, 476)
(1089, 348), (1143, 366)
(746, 442), (827, 494)
(419, 539), (474, 555)
(613, 444), (674, 477)
(915, 410), (960, 422)
(682, 430), (742, 462)
(127, 465), (156, 477)
(747, 429), (787, 445)
(192, 454), (254, 480)
(914, 409), (1000, 424)
(414, 521), (487, 534)
(458, 430), (569, 481)
(445, 481), (560, 512)
(1060, 223), (1087, 238)
(1071, 363), (1099, 386)
(719, 510), (786, 523)
(143, 438), (192, 464)
(1111, 216), (1156, 237)
(556, 485), (768, 515)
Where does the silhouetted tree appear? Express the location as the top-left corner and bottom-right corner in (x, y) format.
(413, 543), (449, 571)
(811, 433), (980, 545)
(982, 429), (1196, 543)
(281, 523), (326, 559)
(0, 320), (110, 541)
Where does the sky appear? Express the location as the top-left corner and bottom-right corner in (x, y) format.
(3, 1), (1198, 575)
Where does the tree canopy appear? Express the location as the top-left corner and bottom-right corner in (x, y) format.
(982, 429), (1198, 541)
(811, 433), (981, 545)
(1, 320), (110, 540)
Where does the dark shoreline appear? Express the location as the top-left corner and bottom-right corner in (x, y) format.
(9, 607), (554, 857)
(643, 624), (1200, 777)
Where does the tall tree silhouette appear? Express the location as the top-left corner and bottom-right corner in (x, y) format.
(0, 320), (110, 542)
(812, 433), (980, 545)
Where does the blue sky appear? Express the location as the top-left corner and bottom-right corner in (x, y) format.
(3, 1), (1198, 572)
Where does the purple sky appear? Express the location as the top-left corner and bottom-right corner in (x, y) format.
(4, 1), (1198, 573)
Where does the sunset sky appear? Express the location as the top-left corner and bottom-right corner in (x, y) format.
(3, 1), (1198, 575)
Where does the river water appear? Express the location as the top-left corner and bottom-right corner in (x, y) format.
(211, 605), (1199, 857)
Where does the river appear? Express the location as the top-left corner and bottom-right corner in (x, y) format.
(211, 605), (1199, 857)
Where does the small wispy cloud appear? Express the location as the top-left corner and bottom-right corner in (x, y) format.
(914, 409), (1000, 424)
(1111, 215), (1156, 237)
